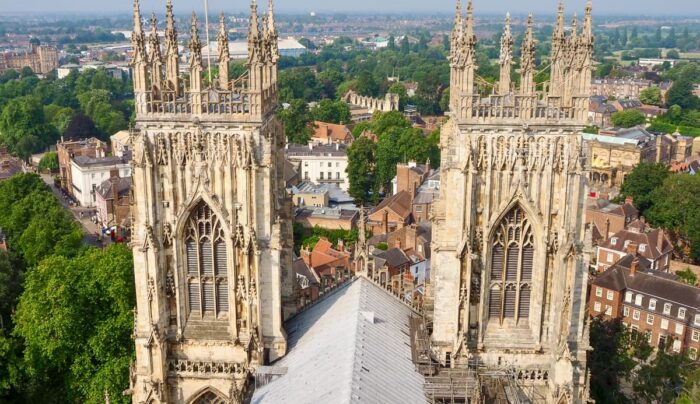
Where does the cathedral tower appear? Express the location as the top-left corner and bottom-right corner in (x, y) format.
(127, 1), (295, 402)
(430, 1), (594, 402)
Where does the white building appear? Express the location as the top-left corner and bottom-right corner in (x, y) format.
(202, 37), (307, 62)
(110, 130), (130, 157)
(285, 143), (349, 191)
(70, 155), (131, 207)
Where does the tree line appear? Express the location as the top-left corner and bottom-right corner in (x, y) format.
(0, 174), (134, 404)
(0, 67), (132, 159)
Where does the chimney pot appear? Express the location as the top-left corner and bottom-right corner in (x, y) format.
(625, 196), (634, 205)
(626, 242), (638, 255)
(630, 257), (639, 275)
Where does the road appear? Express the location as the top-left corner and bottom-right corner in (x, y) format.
(40, 173), (106, 247)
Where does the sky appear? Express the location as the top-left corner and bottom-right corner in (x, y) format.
(1, 0), (699, 16)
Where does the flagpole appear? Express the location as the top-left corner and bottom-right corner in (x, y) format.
(203, 0), (212, 85)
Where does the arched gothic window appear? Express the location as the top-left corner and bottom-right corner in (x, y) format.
(185, 203), (229, 318)
(190, 390), (227, 404)
(489, 205), (534, 324)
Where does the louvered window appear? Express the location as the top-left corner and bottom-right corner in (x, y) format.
(519, 287), (530, 318)
(488, 205), (534, 324)
(185, 202), (229, 318)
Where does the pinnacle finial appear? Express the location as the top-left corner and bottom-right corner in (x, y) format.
(133, 0), (143, 34)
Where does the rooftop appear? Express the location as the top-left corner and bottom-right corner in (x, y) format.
(251, 277), (425, 404)
(285, 143), (348, 158)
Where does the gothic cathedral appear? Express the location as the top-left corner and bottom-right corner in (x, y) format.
(429, 1), (594, 402)
(127, 1), (295, 402)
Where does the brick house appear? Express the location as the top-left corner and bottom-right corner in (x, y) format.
(300, 238), (352, 290)
(94, 176), (132, 229)
(585, 196), (639, 245)
(309, 121), (353, 145)
(590, 254), (700, 358)
(293, 258), (320, 308)
(367, 190), (413, 235)
(595, 219), (673, 272)
(56, 137), (109, 196)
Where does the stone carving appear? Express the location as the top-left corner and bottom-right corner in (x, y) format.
(165, 269), (175, 297)
(167, 359), (248, 376)
(162, 223), (173, 247)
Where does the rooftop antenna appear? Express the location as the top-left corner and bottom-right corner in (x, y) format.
(203, 0), (212, 85)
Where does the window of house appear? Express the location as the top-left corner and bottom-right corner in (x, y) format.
(639, 244), (646, 252)
(488, 205), (533, 323)
(304, 172), (309, 180)
(606, 253), (614, 263)
(693, 330), (700, 342)
(594, 302), (601, 313)
(605, 305), (612, 316)
(336, 162), (339, 167)
(647, 314), (655, 325)
(623, 306), (630, 317)
(663, 303), (672, 315)
(633, 310), (640, 320)
(327, 171), (331, 180)
(649, 299), (657, 311)
(416, 206), (423, 213)
(304, 162), (308, 167)
(328, 162), (332, 167)
(607, 290), (614, 301)
(624, 240), (631, 249)
(695, 314), (700, 326)
(661, 318), (669, 330)
(611, 237), (618, 244)
(625, 291), (633, 303)
(679, 308), (686, 319)
(676, 323), (684, 335)
(635, 294), (643, 306)
(320, 172), (324, 180)
(595, 287), (603, 297)
(184, 202), (229, 319)
(690, 347), (698, 360)
(336, 172), (340, 180)
(672, 339), (681, 353)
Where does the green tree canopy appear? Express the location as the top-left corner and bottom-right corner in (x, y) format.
(346, 136), (377, 204)
(310, 99), (351, 124)
(611, 109), (647, 128)
(13, 244), (134, 404)
(277, 99), (313, 144)
(639, 87), (663, 106)
(37, 152), (58, 172)
(619, 163), (669, 214)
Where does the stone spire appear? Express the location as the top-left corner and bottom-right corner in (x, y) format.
(148, 13), (163, 89)
(550, 0), (566, 97)
(578, 1), (594, 96)
(188, 12), (203, 112)
(464, 0), (476, 54)
(264, 0), (279, 64)
(131, 0), (148, 92)
(247, 0), (262, 66)
(354, 205), (369, 277)
(449, 0), (478, 117)
(498, 13), (513, 94)
(164, 0), (180, 91)
(449, 0), (463, 65)
(520, 13), (536, 95)
(217, 12), (230, 90)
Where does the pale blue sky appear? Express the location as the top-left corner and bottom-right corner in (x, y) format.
(2, 0), (699, 15)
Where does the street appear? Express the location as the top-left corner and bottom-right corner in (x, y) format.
(40, 173), (106, 247)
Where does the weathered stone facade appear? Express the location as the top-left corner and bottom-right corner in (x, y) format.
(127, 1), (295, 403)
(428, 2), (593, 402)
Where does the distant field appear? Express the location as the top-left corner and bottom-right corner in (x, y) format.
(680, 52), (700, 59)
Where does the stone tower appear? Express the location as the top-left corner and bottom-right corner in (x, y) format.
(429, 1), (594, 402)
(127, 1), (296, 402)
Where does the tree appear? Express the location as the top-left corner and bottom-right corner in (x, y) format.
(619, 163), (669, 214)
(356, 70), (379, 97)
(611, 109), (646, 128)
(62, 112), (98, 140)
(13, 245), (135, 404)
(277, 99), (313, 144)
(346, 136), (376, 204)
(667, 79), (700, 110)
(0, 253), (23, 330)
(647, 174), (700, 262)
(675, 268), (698, 286)
(387, 35), (396, 51)
(311, 99), (351, 124)
(0, 96), (55, 157)
(400, 36), (410, 54)
(37, 152), (58, 172)
(666, 49), (680, 59)
(640, 87), (663, 106)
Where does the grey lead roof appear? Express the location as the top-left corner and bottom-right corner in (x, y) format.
(251, 277), (425, 404)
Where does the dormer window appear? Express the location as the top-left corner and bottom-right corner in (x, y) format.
(623, 240), (631, 249)
(639, 244), (646, 252)
(611, 237), (618, 244)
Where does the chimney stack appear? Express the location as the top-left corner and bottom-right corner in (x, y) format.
(656, 230), (664, 254)
(630, 256), (639, 275)
(625, 196), (634, 205)
(383, 210), (389, 235)
(626, 241), (638, 255)
(337, 239), (344, 252)
(604, 218), (610, 242)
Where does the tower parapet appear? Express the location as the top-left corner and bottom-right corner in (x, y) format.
(448, 0), (594, 126)
(131, 0), (279, 121)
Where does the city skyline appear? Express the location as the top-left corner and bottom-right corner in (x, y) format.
(2, 0), (700, 16)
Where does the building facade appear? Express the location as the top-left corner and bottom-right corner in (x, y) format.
(285, 142), (349, 190)
(70, 155), (131, 207)
(0, 44), (58, 75)
(126, 1), (295, 403)
(428, 2), (593, 402)
(590, 254), (700, 358)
